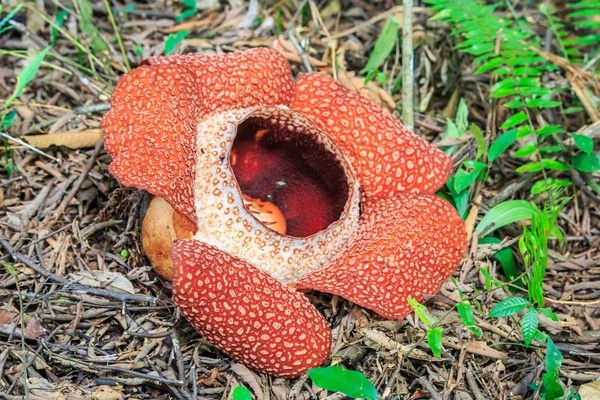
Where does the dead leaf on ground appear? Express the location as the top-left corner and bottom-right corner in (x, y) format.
(579, 381), (600, 400)
(273, 37), (327, 67)
(71, 271), (136, 294)
(22, 129), (102, 149)
(337, 70), (396, 113)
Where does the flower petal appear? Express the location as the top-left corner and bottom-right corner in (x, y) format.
(172, 239), (332, 378)
(144, 48), (293, 117)
(296, 194), (467, 320)
(102, 64), (201, 221)
(291, 73), (452, 198)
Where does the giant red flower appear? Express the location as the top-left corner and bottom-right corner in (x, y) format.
(102, 48), (467, 378)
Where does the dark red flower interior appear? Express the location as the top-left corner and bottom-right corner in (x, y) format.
(231, 117), (349, 238)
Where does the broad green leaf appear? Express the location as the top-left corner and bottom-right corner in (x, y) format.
(530, 178), (572, 195)
(427, 327), (443, 358)
(407, 296), (436, 326)
(521, 307), (539, 346)
(488, 297), (530, 318)
(500, 111), (528, 130)
(360, 16), (400, 73)
(456, 98), (469, 134)
(457, 301), (482, 336)
(525, 98), (561, 109)
(573, 134), (594, 154)
(3, 110), (17, 129)
(516, 159), (570, 173)
(540, 338), (565, 400)
(479, 266), (495, 290)
(561, 106), (583, 115)
(165, 30), (190, 56)
(539, 307), (559, 322)
(446, 176), (469, 219)
(517, 125), (534, 139)
(514, 142), (537, 158)
(453, 161), (486, 193)
(504, 99), (525, 109)
(536, 125), (567, 138)
(232, 386), (252, 400)
(475, 200), (535, 237)
(571, 153), (600, 172)
(308, 366), (378, 400)
(475, 56), (505, 74)
(489, 130), (517, 162)
(478, 237), (520, 283)
(470, 123), (487, 160)
(5, 47), (52, 110)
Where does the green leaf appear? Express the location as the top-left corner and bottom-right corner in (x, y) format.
(470, 123), (487, 160)
(488, 297), (530, 318)
(407, 296), (436, 326)
(446, 176), (469, 219)
(516, 159), (570, 173)
(513, 142), (537, 158)
(0, 3), (23, 31)
(165, 30), (190, 56)
(540, 338), (565, 400)
(5, 47), (52, 110)
(475, 56), (505, 74)
(360, 16), (400, 74)
(571, 153), (600, 173)
(232, 386), (253, 400)
(489, 130), (517, 162)
(475, 200), (535, 237)
(560, 106), (583, 115)
(539, 307), (559, 322)
(427, 327), (443, 358)
(525, 98), (561, 109)
(478, 237), (520, 283)
(521, 307), (539, 346)
(573, 134), (594, 154)
(530, 178), (572, 195)
(308, 366), (379, 400)
(456, 98), (469, 134)
(536, 125), (567, 139)
(453, 161), (486, 193)
(500, 111), (528, 130)
(457, 301), (482, 336)
(3, 110), (17, 130)
(51, 9), (70, 45)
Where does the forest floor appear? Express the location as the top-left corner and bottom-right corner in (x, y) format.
(0, 1), (599, 399)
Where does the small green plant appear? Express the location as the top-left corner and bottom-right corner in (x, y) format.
(165, 30), (190, 56)
(231, 385), (252, 400)
(486, 196), (569, 399)
(407, 296), (444, 357)
(308, 366), (379, 400)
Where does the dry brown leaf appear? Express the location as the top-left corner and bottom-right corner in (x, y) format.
(273, 37), (327, 67)
(23, 129), (102, 149)
(579, 381), (600, 400)
(464, 341), (508, 359)
(337, 70), (396, 114)
(92, 385), (124, 400)
(71, 271), (136, 294)
(25, 316), (46, 339)
(164, 14), (216, 33)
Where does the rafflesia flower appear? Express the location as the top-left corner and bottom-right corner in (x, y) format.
(102, 48), (467, 378)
